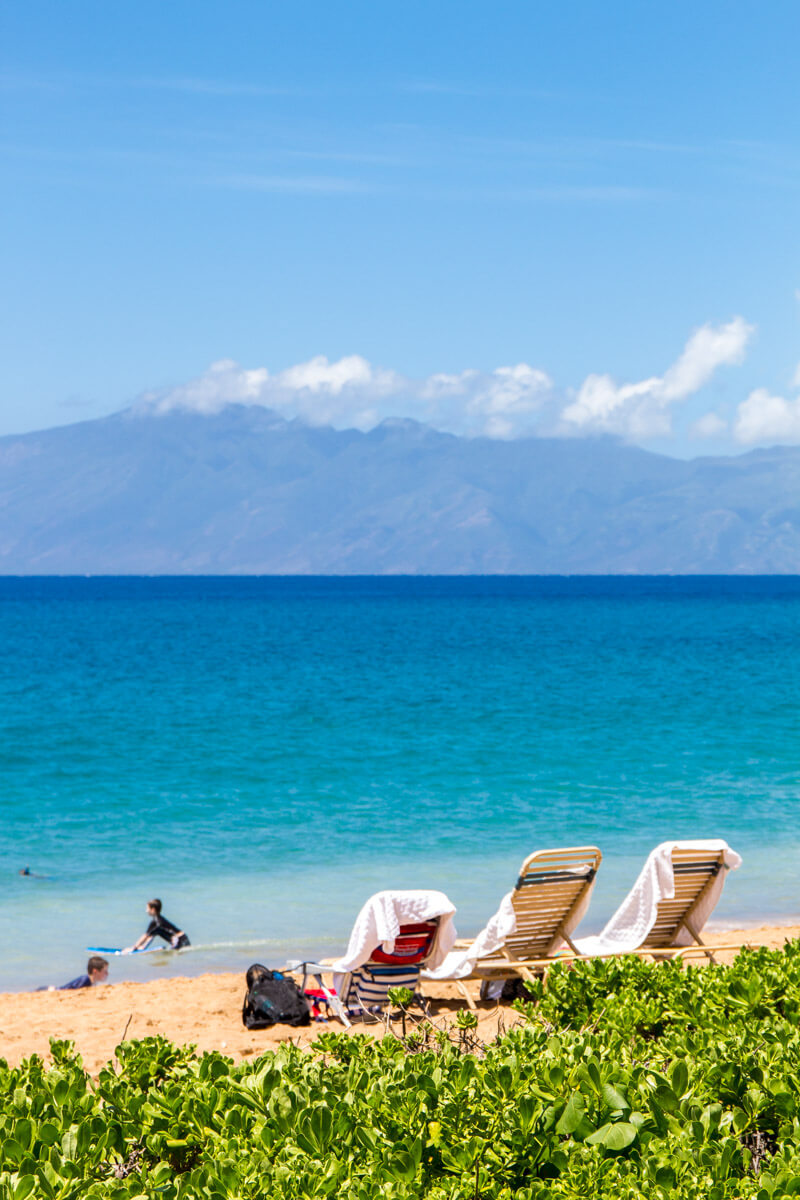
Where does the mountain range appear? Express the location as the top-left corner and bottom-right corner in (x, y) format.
(0, 404), (797, 573)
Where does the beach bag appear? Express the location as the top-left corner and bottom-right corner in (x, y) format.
(242, 963), (311, 1029)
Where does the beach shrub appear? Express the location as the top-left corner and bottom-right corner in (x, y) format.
(4, 943), (800, 1197)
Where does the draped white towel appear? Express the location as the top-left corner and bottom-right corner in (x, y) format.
(423, 861), (597, 982)
(329, 889), (457, 975)
(573, 839), (742, 957)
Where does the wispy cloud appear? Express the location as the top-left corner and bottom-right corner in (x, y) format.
(132, 76), (298, 97)
(0, 70), (299, 98)
(487, 184), (658, 203)
(211, 173), (371, 195)
(401, 80), (563, 100)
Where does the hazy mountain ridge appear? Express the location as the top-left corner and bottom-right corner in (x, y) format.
(0, 406), (797, 573)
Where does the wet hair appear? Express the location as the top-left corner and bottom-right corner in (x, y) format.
(87, 956), (108, 976)
(148, 898), (162, 916)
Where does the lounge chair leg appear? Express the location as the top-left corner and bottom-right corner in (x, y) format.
(682, 918), (716, 963)
(518, 967), (537, 992)
(457, 980), (477, 1010)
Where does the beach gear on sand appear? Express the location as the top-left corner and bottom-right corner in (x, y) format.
(330, 889), (457, 1015)
(573, 839), (742, 961)
(241, 964), (311, 1029)
(423, 846), (602, 1003)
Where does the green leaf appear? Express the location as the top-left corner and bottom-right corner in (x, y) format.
(556, 1092), (585, 1136)
(601, 1083), (629, 1111)
(38, 1124), (59, 1147)
(671, 1060), (689, 1098)
(388, 1151), (419, 1183)
(732, 1108), (749, 1133)
(14, 1119), (32, 1150)
(701, 1103), (722, 1134)
(61, 1127), (78, 1160)
(652, 1085), (679, 1114)
(3, 1138), (24, 1165)
(586, 1121), (638, 1151)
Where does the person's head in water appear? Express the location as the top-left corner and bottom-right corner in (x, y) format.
(87, 956), (109, 984)
(147, 898), (162, 919)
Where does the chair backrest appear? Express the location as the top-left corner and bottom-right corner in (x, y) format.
(369, 920), (440, 965)
(344, 919), (441, 1010)
(504, 846), (602, 960)
(639, 847), (726, 949)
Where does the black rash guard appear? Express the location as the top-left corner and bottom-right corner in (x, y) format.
(146, 916), (190, 947)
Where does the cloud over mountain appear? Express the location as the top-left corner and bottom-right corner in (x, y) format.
(561, 317), (754, 439)
(138, 317), (756, 444)
(733, 362), (800, 444)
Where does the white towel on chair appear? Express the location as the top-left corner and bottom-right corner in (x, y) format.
(330, 889), (457, 973)
(422, 891), (517, 981)
(423, 857), (599, 982)
(573, 839), (742, 957)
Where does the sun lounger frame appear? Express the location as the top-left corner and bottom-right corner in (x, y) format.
(453, 845), (602, 1006)
(456, 844), (742, 1009)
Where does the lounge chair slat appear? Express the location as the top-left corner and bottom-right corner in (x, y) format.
(452, 845), (602, 994)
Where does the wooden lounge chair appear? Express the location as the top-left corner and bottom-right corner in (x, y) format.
(567, 841), (745, 966)
(450, 845), (602, 1006)
(624, 845), (743, 963)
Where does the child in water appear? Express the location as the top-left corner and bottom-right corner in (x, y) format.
(124, 898), (190, 953)
(39, 955), (109, 991)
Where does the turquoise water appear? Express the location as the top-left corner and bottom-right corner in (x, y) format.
(1, 577), (799, 992)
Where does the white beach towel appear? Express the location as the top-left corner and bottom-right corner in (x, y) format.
(573, 839), (742, 957)
(330, 889), (457, 975)
(423, 861), (597, 981)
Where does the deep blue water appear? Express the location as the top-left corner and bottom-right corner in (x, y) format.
(1, 576), (799, 991)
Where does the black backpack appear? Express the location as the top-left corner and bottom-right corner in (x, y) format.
(242, 964), (311, 1029)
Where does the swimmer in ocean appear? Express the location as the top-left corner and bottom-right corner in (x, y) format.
(123, 898), (190, 953)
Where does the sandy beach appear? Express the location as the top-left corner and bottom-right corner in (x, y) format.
(1, 924), (796, 1077)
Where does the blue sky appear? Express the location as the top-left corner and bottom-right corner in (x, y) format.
(2, 1), (799, 454)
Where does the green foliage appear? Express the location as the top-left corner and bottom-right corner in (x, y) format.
(5, 943), (800, 1197)
(387, 988), (415, 1009)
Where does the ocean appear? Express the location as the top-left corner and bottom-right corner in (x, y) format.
(1, 576), (798, 993)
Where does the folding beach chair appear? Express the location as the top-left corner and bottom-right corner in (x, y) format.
(339, 919), (441, 1015)
(441, 846), (602, 1006)
(285, 888), (456, 1023)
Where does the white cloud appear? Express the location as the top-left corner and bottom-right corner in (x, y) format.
(466, 365), (553, 438)
(138, 318), (754, 443)
(275, 354), (397, 396)
(141, 355), (554, 438)
(561, 317), (754, 438)
(734, 387), (800, 445)
(143, 355), (398, 431)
